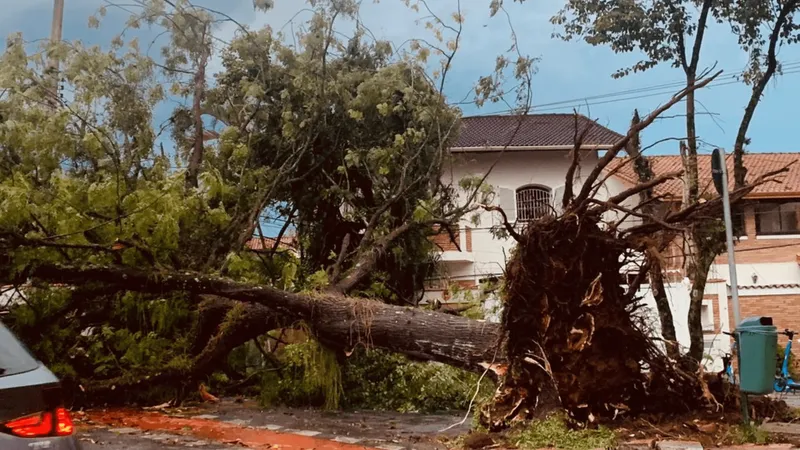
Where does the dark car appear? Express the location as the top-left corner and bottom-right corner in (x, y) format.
(0, 320), (81, 449)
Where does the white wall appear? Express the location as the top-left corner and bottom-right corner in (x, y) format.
(710, 262), (800, 287)
(636, 281), (731, 371)
(436, 150), (639, 285)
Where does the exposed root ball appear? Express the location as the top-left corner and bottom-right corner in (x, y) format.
(481, 214), (724, 430)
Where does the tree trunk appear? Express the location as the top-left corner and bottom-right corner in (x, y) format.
(185, 48), (209, 190)
(625, 109), (679, 359)
(649, 257), (679, 359)
(686, 227), (720, 362)
(25, 264), (504, 373)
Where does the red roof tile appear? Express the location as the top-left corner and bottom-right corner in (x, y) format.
(453, 114), (624, 150)
(246, 235), (297, 252)
(609, 153), (800, 199)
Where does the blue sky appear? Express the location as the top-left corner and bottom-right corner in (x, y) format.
(4, 0), (800, 233)
(5, 0), (799, 157)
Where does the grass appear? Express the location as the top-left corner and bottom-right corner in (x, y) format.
(512, 414), (618, 450)
(730, 424), (771, 445)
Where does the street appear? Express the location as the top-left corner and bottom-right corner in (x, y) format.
(73, 399), (469, 449)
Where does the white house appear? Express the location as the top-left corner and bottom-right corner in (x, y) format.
(423, 114), (800, 371)
(425, 113), (633, 298)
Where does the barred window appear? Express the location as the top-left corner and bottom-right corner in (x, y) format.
(516, 185), (552, 222)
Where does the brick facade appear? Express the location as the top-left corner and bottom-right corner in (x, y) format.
(715, 205), (800, 265)
(430, 227), (460, 251)
(727, 294), (800, 359)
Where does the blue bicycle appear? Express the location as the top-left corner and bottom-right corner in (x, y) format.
(774, 329), (800, 393)
(720, 331), (737, 385)
(720, 352), (736, 384)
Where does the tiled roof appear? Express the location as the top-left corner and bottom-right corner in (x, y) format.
(246, 235), (297, 252)
(453, 114), (625, 150)
(609, 153), (800, 199)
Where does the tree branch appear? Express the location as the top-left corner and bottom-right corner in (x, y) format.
(563, 111), (593, 209)
(479, 204), (522, 243)
(732, 0), (798, 188)
(605, 171), (683, 206)
(572, 71), (721, 212)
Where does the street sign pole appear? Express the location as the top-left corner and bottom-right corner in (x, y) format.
(713, 148), (742, 327)
(711, 148), (748, 424)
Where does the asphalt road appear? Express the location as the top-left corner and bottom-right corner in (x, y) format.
(78, 428), (235, 449)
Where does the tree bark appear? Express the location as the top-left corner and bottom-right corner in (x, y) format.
(191, 301), (286, 377)
(185, 42), (209, 190)
(625, 109), (679, 359)
(24, 264), (504, 373)
(649, 258), (679, 359)
(732, 0), (798, 188)
(686, 227), (720, 362)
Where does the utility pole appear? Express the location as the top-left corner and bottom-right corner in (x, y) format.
(47, 0), (65, 106)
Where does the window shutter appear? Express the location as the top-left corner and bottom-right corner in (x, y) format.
(551, 184), (566, 215)
(497, 187), (516, 224)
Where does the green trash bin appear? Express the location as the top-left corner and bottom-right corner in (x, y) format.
(736, 316), (778, 394)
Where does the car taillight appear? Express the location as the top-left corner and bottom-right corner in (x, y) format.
(3, 408), (74, 438)
(54, 407), (74, 436)
(4, 412), (53, 437)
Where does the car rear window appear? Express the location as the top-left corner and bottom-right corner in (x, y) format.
(0, 322), (39, 377)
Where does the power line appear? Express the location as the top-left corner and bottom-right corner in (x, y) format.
(469, 61), (800, 116)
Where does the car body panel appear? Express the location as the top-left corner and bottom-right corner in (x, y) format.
(0, 322), (82, 450)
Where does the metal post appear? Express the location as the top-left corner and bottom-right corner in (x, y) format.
(718, 148), (742, 327)
(716, 148), (749, 424)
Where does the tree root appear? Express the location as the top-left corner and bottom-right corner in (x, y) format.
(481, 215), (735, 430)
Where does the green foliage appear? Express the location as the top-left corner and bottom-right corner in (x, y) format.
(257, 345), (493, 413)
(731, 424), (770, 445)
(512, 414), (617, 450)
(0, 0), (499, 402)
(257, 338), (342, 410)
(551, 0), (800, 83)
(8, 287), (194, 384)
(340, 348), (493, 412)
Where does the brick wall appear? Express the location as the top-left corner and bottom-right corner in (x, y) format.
(663, 204), (800, 270)
(715, 204), (800, 264)
(465, 227), (473, 252)
(430, 227), (461, 251)
(727, 294), (800, 359)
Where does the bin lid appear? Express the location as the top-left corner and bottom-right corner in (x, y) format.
(738, 316), (774, 328)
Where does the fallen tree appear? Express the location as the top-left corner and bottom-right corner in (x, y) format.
(17, 264), (503, 375)
(2, 0), (794, 427)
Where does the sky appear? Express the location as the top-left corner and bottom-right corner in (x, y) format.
(3, 0), (800, 233)
(3, 0), (799, 157)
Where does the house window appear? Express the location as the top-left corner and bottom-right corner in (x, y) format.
(516, 185), (552, 222)
(701, 302), (714, 332)
(733, 210), (746, 237)
(755, 201), (800, 235)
